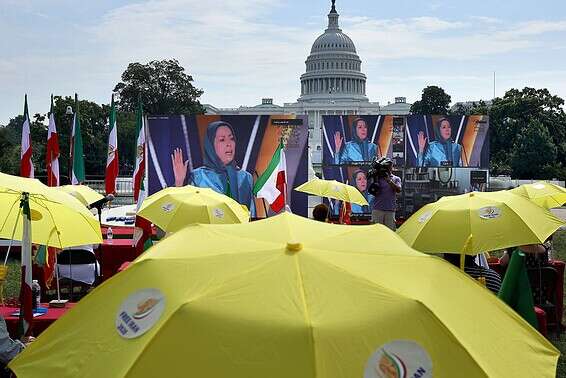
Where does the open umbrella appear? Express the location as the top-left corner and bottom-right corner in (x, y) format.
(295, 178), (368, 206)
(0, 173), (101, 248)
(398, 190), (564, 256)
(510, 181), (566, 209)
(137, 185), (249, 233)
(59, 185), (104, 207)
(9, 213), (558, 377)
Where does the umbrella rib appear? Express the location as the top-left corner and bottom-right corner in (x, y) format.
(0, 197), (20, 234)
(294, 255), (318, 377)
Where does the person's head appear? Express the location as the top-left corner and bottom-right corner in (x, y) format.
(313, 203), (329, 222)
(204, 121), (237, 169)
(352, 118), (368, 141)
(352, 170), (368, 192)
(443, 253), (476, 268)
(435, 118), (452, 142)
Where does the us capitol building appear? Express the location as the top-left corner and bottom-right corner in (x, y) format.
(204, 1), (411, 171)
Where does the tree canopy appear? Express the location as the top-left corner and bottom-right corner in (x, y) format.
(410, 86), (451, 115)
(114, 59), (205, 115)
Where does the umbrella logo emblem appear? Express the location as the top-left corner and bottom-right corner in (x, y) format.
(332, 185), (340, 192)
(478, 206), (501, 220)
(418, 211), (432, 224)
(162, 203), (175, 213)
(116, 288), (166, 339)
(364, 340), (432, 378)
(533, 184), (546, 190)
(213, 208), (225, 219)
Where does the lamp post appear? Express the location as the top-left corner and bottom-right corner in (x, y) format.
(66, 105), (73, 185)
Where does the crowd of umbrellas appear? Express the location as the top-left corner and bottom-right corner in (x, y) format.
(1, 172), (565, 377)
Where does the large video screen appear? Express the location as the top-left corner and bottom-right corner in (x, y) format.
(322, 164), (374, 218)
(146, 115), (309, 217)
(405, 115), (489, 168)
(322, 115), (397, 165)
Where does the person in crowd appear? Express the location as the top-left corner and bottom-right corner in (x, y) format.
(0, 315), (33, 376)
(371, 159), (401, 230)
(351, 169), (374, 214)
(334, 118), (379, 164)
(499, 243), (550, 268)
(312, 204), (330, 222)
(417, 117), (463, 167)
(444, 253), (502, 294)
(172, 121), (256, 217)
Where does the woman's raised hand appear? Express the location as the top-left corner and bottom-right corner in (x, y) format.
(418, 131), (427, 153)
(334, 131), (343, 153)
(171, 148), (188, 187)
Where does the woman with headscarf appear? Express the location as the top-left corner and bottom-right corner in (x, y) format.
(417, 117), (463, 167)
(172, 121), (256, 217)
(350, 169), (374, 214)
(334, 118), (379, 164)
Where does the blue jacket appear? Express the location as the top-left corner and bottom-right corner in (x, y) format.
(334, 141), (378, 164)
(192, 167), (256, 217)
(417, 141), (462, 167)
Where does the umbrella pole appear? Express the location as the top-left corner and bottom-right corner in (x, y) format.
(54, 253), (61, 301)
(460, 253), (465, 271)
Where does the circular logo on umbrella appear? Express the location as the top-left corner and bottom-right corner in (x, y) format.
(213, 208), (225, 219)
(332, 185), (340, 192)
(115, 288), (165, 339)
(478, 206), (501, 220)
(161, 203), (175, 213)
(364, 340), (432, 378)
(533, 184), (546, 190)
(418, 211), (432, 224)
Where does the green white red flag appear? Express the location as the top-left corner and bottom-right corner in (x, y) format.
(46, 95), (60, 187)
(253, 141), (287, 213)
(105, 95), (119, 195)
(133, 96), (145, 202)
(20, 95), (34, 178)
(18, 194), (33, 337)
(71, 94), (85, 185)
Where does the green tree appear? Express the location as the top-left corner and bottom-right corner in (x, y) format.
(510, 120), (558, 179)
(114, 59), (205, 115)
(0, 114), (46, 177)
(410, 86), (451, 115)
(488, 87), (566, 178)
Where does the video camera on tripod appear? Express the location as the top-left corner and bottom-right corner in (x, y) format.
(367, 157), (393, 196)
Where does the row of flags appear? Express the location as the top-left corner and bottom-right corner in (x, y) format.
(18, 94), (145, 200)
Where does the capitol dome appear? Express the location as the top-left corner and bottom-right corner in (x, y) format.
(299, 1), (368, 102)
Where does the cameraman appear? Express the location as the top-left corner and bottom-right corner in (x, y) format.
(370, 158), (401, 230)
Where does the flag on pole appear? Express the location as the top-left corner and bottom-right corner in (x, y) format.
(46, 95), (60, 187)
(253, 141), (287, 213)
(20, 95), (34, 178)
(18, 193), (33, 337)
(133, 96), (145, 202)
(35, 245), (57, 289)
(498, 250), (538, 328)
(339, 201), (352, 225)
(71, 94), (85, 185)
(105, 94), (119, 195)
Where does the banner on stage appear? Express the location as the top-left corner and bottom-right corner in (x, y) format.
(405, 115), (489, 168)
(146, 115), (309, 217)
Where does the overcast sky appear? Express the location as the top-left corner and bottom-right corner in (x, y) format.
(2, 0), (566, 124)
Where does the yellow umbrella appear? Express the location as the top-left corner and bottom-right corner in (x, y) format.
(137, 185), (249, 233)
(511, 181), (566, 209)
(59, 185), (104, 207)
(398, 190), (564, 255)
(10, 213), (558, 377)
(295, 178), (368, 206)
(0, 173), (101, 248)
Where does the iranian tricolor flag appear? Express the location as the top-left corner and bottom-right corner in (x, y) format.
(253, 141), (287, 213)
(71, 94), (85, 185)
(20, 95), (34, 178)
(132, 96), (145, 202)
(46, 95), (60, 187)
(105, 95), (119, 195)
(18, 194), (33, 337)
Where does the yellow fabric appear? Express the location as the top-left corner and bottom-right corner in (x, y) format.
(398, 190), (564, 255)
(10, 213), (558, 378)
(0, 173), (102, 248)
(511, 181), (566, 209)
(137, 185), (249, 232)
(59, 185), (104, 207)
(295, 178), (368, 206)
